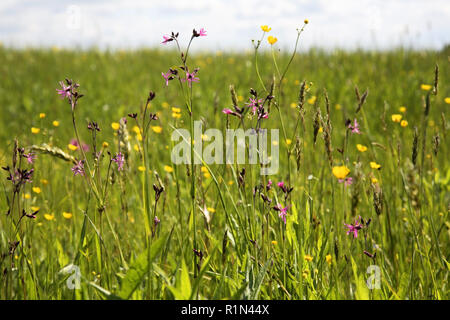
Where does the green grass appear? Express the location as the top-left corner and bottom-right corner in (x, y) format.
(0, 43), (448, 300)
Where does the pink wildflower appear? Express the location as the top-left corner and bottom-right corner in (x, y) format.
(348, 119), (361, 134)
(344, 216), (363, 238)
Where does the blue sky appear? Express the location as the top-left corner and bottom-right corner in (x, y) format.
(0, 0), (449, 51)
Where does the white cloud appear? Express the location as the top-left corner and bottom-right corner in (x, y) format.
(0, 0), (448, 50)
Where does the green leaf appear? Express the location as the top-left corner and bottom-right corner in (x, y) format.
(117, 235), (166, 299)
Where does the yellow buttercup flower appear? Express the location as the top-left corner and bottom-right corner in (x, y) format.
(132, 125), (141, 134)
(267, 36), (277, 45)
(370, 161), (381, 169)
(31, 206), (40, 212)
(399, 106), (406, 113)
(102, 141), (109, 148)
(138, 166), (146, 172)
(203, 172), (211, 179)
(172, 112), (181, 119)
(40, 179), (49, 185)
(23, 193), (31, 199)
(391, 114), (402, 122)
(164, 165), (174, 173)
(357, 144), (368, 152)
(172, 107), (181, 113)
(52, 120), (60, 127)
(304, 254), (313, 262)
(133, 144), (139, 152)
(207, 207), (216, 213)
(286, 139), (292, 145)
(371, 177), (378, 184)
(307, 96), (316, 105)
(39, 113), (46, 119)
(335, 104), (342, 110)
(332, 166), (350, 180)
(271, 240), (278, 245)
(32, 187), (41, 194)
(261, 25), (271, 32)
(68, 144), (78, 151)
(31, 127), (40, 134)
(111, 122), (120, 130)
(63, 212), (73, 219)
(44, 213), (54, 221)
(136, 132), (143, 141)
(420, 84), (432, 91)
(326, 254), (332, 265)
(400, 120), (408, 127)
(151, 126), (162, 133)
(445, 97), (450, 104)
(318, 127), (323, 133)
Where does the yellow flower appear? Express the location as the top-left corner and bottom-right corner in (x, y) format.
(391, 114), (402, 122)
(286, 139), (292, 145)
(400, 120), (408, 127)
(304, 254), (313, 262)
(62, 212), (73, 219)
(136, 132), (143, 141)
(428, 120), (435, 127)
(290, 102), (297, 109)
(271, 240), (278, 245)
(371, 177), (378, 184)
(201, 166), (208, 173)
(40, 179), (49, 185)
(445, 97), (450, 104)
(318, 127), (323, 133)
(39, 113), (46, 119)
(238, 95), (244, 102)
(267, 36), (278, 45)
(31, 206), (40, 212)
(203, 172), (211, 179)
(132, 125), (141, 134)
(138, 166), (146, 172)
(52, 120), (60, 127)
(102, 141), (109, 148)
(335, 104), (342, 110)
(307, 96), (316, 104)
(304, 19), (309, 24)
(31, 127), (40, 134)
(420, 84), (432, 91)
(32, 187), (41, 194)
(111, 122), (120, 130)
(133, 144), (139, 152)
(261, 25), (271, 32)
(23, 193), (31, 199)
(172, 113), (181, 119)
(172, 107), (181, 113)
(399, 106), (406, 113)
(68, 144), (78, 151)
(44, 213), (54, 221)
(370, 161), (381, 169)
(357, 144), (368, 152)
(207, 207), (216, 213)
(164, 165), (174, 173)
(228, 180), (234, 186)
(326, 254), (332, 265)
(332, 166), (350, 179)
(151, 126), (162, 133)
(162, 102), (170, 108)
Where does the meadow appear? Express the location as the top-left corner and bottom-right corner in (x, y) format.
(0, 28), (448, 300)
